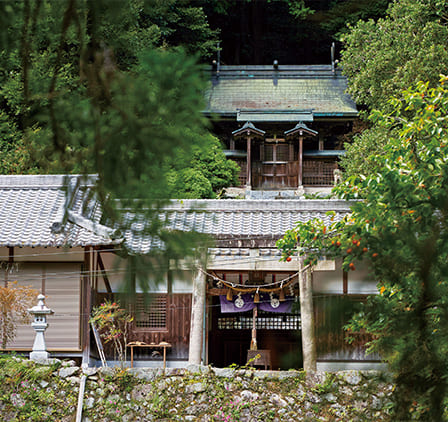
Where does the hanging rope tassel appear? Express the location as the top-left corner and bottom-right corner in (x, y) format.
(279, 288), (285, 302)
(226, 287), (233, 301)
(254, 288), (260, 304)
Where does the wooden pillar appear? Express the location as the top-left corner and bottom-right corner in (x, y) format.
(298, 135), (303, 187)
(319, 138), (324, 151)
(246, 136), (252, 188)
(188, 266), (207, 365)
(299, 258), (316, 372)
(82, 246), (92, 366)
(343, 270), (348, 295)
(5, 247), (13, 286)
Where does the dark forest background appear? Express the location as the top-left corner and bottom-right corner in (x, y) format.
(203, 0), (391, 65)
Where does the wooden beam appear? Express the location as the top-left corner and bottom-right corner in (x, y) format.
(246, 136), (252, 188)
(343, 270), (348, 295)
(298, 136), (303, 187)
(97, 253), (113, 294)
(82, 246), (92, 366)
(5, 247), (13, 286)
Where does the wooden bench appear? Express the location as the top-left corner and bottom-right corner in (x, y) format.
(127, 341), (172, 369)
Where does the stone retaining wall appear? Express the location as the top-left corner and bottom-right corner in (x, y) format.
(0, 357), (393, 421)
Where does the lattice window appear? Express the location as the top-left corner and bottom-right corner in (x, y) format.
(135, 294), (167, 329)
(263, 142), (289, 162)
(218, 311), (301, 330)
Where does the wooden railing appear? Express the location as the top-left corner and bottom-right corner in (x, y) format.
(231, 158), (339, 188)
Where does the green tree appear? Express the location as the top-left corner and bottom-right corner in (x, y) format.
(341, 0), (448, 112)
(90, 300), (133, 367)
(167, 133), (239, 199)
(0, 0), (219, 176)
(0, 0), (231, 292)
(339, 0), (448, 179)
(312, 0), (390, 39)
(277, 78), (448, 420)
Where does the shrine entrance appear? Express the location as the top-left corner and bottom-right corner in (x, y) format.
(206, 271), (303, 370)
(208, 297), (302, 369)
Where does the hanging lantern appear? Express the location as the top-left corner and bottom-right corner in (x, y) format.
(226, 287), (233, 301)
(254, 288), (260, 304)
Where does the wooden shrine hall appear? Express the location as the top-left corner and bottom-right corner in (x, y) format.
(204, 64), (358, 194)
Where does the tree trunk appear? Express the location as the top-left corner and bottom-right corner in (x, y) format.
(299, 258), (316, 372)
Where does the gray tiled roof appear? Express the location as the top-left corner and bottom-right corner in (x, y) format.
(0, 175), (117, 248)
(0, 175), (352, 252)
(204, 65), (358, 119)
(122, 199), (352, 254)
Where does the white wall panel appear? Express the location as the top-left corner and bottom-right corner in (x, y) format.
(4, 263), (81, 351)
(172, 270), (193, 293)
(348, 261), (377, 294)
(313, 265), (344, 294)
(44, 263), (81, 350)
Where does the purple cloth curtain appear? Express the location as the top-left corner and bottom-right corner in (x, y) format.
(219, 293), (293, 313)
(219, 294), (255, 313)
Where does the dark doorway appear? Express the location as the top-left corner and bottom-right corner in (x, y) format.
(208, 296), (303, 369)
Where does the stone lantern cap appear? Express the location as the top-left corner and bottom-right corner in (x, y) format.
(28, 294), (54, 315)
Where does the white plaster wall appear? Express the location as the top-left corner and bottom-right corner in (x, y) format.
(4, 262), (81, 351)
(348, 261), (377, 295)
(313, 267), (344, 294)
(171, 270), (193, 293)
(97, 253), (129, 292)
(98, 253), (194, 293)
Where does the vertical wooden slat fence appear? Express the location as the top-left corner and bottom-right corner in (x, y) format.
(314, 295), (380, 361)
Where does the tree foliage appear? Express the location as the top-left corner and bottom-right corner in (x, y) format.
(341, 0), (448, 112)
(0, 0), (222, 182)
(0, 1), (239, 250)
(339, 0), (448, 179)
(0, 282), (38, 350)
(167, 133), (239, 199)
(90, 300), (133, 367)
(277, 78), (448, 420)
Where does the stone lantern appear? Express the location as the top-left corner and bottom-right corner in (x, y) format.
(28, 294), (54, 361)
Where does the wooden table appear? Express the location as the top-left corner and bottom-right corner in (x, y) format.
(127, 341), (172, 369)
(247, 349), (271, 370)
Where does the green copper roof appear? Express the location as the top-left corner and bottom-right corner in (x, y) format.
(204, 65), (357, 120)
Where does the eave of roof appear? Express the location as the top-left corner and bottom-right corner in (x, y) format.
(0, 175), (117, 248)
(204, 64), (358, 118)
(0, 175), (354, 254)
